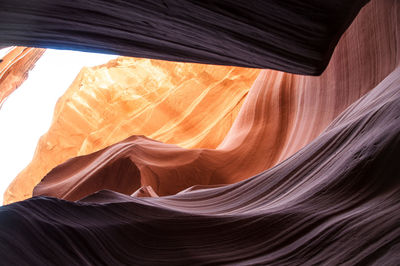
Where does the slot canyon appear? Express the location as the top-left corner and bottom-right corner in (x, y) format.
(0, 0), (399, 265)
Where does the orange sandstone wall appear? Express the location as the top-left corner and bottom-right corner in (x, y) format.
(31, 0), (400, 201)
(0, 47), (45, 107)
(4, 58), (259, 203)
(5, 0), (398, 204)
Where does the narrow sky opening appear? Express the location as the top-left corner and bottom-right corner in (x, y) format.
(0, 49), (117, 204)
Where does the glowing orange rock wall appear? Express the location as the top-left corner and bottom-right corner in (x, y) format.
(1, 0), (399, 264)
(0, 47), (45, 107)
(4, 59), (259, 203)
(4, 0), (397, 204)
(31, 0), (399, 201)
(220, 0), (399, 171)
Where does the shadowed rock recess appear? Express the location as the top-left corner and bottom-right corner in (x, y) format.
(1, 0), (400, 265)
(0, 0), (369, 74)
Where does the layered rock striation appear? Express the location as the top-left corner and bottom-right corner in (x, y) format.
(0, 0), (369, 74)
(1, 53), (400, 265)
(0, 0), (399, 264)
(4, 60), (259, 204)
(25, 0), (399, 201)
(0, 47), (45, 107)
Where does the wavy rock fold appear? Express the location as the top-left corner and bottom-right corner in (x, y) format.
(0, 0), (399, 264)
(0, 0), (369, 74)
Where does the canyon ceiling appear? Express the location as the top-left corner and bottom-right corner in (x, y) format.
(0, 0), (399, 265)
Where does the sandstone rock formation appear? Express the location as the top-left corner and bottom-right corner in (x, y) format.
(28, 0), (398, 201)
(2, 63), (399, 264)
(5, 0), (394, 205)
(0, 0), (399, 264)
(0, 47), (45, 107)
(0, 0), (369, 74)
(4, 60), (259, 204)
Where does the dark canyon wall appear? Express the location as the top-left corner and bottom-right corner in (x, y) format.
(29, 0), (400, 201)
(0, 0), (369, 74)
(0, 0), (399, 264)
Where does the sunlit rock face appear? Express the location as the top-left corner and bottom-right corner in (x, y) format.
(3, 59), (259, 204)
(26, 0), (398, 202)
(0, 47), (45, 106)
(1, 0), (400, 264)
(4, 65), (400, 265)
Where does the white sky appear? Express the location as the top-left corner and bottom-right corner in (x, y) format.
(0, 49), (117, 204)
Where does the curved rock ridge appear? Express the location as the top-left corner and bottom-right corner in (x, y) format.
(1, 63), (399, 265)
(0, 0), (398, 264)
(4, 60), (259, 204)
(0, 0), (369, 74)
(0, 47), (45, 107)
(28, 0), (399, 202)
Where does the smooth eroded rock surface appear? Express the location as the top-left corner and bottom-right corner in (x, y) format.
(0, 0), (369, 74)
(4, 59), (259, 203)
(0, 0), (399, 264)
(28, 0), (400, 201)
(1, 61), (400, 265)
